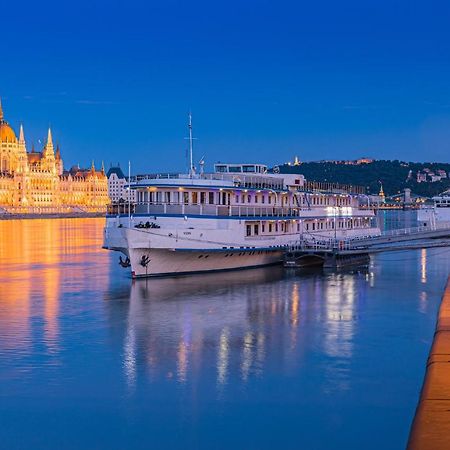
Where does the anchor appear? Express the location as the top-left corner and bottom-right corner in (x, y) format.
(140, 255), (151, 267)
(119, 256), (131, 268)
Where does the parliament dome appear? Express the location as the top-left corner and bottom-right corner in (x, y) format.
(0, 98), (17, 143)
(0, 121), (17, 143)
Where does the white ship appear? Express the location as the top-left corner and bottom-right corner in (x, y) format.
(103, 116), (380, 277)
(418, 189), (450, 228)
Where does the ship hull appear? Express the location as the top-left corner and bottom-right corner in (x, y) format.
(418, 207), (450, 226)
(104, 214), (381, 277)
(128, 247), (284, 277)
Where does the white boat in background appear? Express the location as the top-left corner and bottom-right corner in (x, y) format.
(418, 190), (450, 228)
(103, 116), (380, 277)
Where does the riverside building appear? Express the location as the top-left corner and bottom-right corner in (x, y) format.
(107, 165), (136, 204)
(0, 99), (109, 213)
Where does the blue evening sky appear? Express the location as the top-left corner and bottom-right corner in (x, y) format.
(1, 0), (450, 172)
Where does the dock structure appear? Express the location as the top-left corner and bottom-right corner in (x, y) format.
(408, 277), (450, 450)
(284, 224), (450, 268)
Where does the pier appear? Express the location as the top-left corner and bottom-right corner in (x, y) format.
(408, 277), (450, 450)
(284, 224), (450, 268)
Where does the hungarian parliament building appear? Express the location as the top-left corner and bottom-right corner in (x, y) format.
(0, 99), (110, 212)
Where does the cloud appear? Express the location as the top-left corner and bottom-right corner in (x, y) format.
(75, 99), (117, 105)
(342, 104), (390, 111)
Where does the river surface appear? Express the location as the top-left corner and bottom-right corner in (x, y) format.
(0, 213), (449, 449)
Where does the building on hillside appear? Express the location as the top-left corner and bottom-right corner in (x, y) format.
(417, 172), (427, 183)
(0, 98), (109, 212)
(356, 157), (374, 164)
(107, 165), (136, 203)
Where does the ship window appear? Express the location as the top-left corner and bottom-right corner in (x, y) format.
(183, 192), (189, 204)
(209, 192), (214, 204)
(246, 225), (251, 236)
(200, 192), (206, 204)
(192, 192), (198, 204)
(269, 223), (272, 232)
(254, 224), (259, 235)
(262, 224), (265, 233)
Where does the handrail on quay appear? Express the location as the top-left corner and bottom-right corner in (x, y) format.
(408, 277), (450, 450)
(287, 223), (450, 254)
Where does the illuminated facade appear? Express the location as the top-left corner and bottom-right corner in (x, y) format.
(0, 99), (109, 211)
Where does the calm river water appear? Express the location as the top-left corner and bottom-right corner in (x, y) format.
(0, 213), (449, 449)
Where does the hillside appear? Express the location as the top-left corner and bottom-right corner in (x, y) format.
(274, 160), (450, 197)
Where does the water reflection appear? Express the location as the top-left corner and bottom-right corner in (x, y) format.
(421, 248), (427, 284)
(0, 218), (107, 364)
(217, 326), (229, 385)
(1, 217), (450, 449)
(116, 267), (367, 388)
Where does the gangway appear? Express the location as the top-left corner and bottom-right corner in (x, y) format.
(284, 224), (450, 269)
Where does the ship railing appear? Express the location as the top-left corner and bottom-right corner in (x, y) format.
(107, 203), (136, 215)
(380, 223), (450, 236)
(131, 173), (285, 190)
(130, 174), (365, 194)
(287, 238), (358, 252)
(293, 181), (366, 195)
(129, 202), (302, 217)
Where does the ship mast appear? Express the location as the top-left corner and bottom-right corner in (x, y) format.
(188, 112), (194, 178)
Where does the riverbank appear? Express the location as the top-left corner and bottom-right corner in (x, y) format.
(408, 276), (450, 449)
(0, 212), (105, 220)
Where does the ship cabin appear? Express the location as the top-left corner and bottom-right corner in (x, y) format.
(433, 190), (450, 208)
(108, 164), (377, 238)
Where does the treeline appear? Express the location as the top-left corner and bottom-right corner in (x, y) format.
(275, 160), (450, 197)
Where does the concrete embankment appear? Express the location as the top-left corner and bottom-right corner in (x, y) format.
(0, 212), (105, 220)
(408, 277), (450, 450)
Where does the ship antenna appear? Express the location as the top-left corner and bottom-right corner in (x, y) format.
(188, 111), (194, 177)
(184, 111), (198, 177)
(128, 160), (131, 227)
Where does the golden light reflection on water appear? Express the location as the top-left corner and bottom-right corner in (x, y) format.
(421, 249), (427, 284)
(0, 218), (108, 355)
